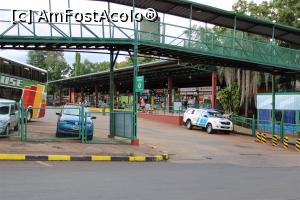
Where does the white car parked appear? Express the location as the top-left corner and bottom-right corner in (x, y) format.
(0, 99), (19, 136)
(183, 108), (233, 134)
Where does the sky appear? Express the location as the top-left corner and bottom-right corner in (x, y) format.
(0, 0), (266, 66)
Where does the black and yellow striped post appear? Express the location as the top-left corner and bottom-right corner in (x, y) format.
(295, 139), (300, 152)
(261, 133), (267, 144)
(283, 136), (289, 149)
(256, 132), (262, 143)
(272, 135), (279, 147)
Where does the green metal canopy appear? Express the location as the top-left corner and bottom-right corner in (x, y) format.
(49, 60), (216, 92)
(99, 0), (300, 46)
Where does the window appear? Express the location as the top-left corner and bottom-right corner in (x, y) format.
(284, 111), (295, 124)
(10, 104), (15, 113)
(259, 109), (270, 121)
(275, 110), (282, 121)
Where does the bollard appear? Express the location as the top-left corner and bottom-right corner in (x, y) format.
(296, 139), (300, 152)
(283, 136), (289, 149)
(272, 135), (279, 147)
(256, 132), (262, 143)
(261, 133), (267, 144)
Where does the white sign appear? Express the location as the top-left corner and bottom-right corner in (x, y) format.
(257, 94), (300, 110)
(0, 74), (23, 88)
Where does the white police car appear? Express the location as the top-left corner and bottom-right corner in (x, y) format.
(183, 108), (233, 134)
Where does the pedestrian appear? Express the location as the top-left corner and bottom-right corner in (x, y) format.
(102, 99), (106, 116)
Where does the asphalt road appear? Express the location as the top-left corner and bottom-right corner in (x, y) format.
(0, 161), (300, 200)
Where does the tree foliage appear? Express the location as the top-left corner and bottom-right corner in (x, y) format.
(233, 0), (300, 28)
(27, 50), (70, 81)
(70, 54), (158, 76)
(218, 83), (241, 115)
(74, 52), (81, 76)
(27, 50), (70, 96)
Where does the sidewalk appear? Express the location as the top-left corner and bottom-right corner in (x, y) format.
(0, 138), (166, 158)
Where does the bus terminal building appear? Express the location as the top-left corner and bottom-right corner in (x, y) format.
(50, 60), (221, 113)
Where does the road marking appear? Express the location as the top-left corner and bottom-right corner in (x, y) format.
(35, 161), (52, 167)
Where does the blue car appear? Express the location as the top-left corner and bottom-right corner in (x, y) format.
(56, 105), (96, 140)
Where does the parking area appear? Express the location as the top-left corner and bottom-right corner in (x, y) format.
(1, 108), (300, 167)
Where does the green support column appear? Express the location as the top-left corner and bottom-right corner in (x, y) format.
(131, 0), (139, 145)
(280, 110), (284, 140)
(252, 114), (256, 136)
(188, 4), (193, 47)
(272, 74), (276, 136)
(109, 50), (115, 137)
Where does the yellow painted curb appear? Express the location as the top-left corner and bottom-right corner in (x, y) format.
(155, 155), (163, 161)
(48, 155), (70, 161)
(91, 156), (111, 161)
(129, 156), (146, 161)
(0, 154), (25, 160)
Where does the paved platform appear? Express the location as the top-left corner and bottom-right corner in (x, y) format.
(0, 110), (299, 166)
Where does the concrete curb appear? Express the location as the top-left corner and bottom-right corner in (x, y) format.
(0, 154), (170, 161)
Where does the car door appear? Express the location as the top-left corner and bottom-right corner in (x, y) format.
(199, 111), (209, 127)
(195, 110), (202, 126)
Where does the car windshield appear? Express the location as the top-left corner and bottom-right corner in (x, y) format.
(62, 106), (89, 116)
(0, 104), (9, 115)
(208, 111), (223, 118)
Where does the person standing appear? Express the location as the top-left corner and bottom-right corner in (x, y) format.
(102, 99), (106, 116)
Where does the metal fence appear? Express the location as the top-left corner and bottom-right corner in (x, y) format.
(80, 110), (135, 144)
(23, 106), (84, 142)
(230, 115), (256, 136)
(230, 115), (300, 140)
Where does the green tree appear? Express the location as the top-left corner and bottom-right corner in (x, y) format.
(218, 83), (241, 114)
(74, 52), (81, 76)
(233, 0), (300, 28)
(27, 50), (70, 81)
(27, 51), (70, 96)
(45, 51), (70, 81)
(27, 50), (47, 70)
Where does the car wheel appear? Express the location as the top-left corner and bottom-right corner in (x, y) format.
(206, 123), (213, 134)
(5, 126), (9, 136)
(186, 119), (193, 130)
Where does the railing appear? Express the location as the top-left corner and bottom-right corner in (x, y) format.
(0, 8), (299, 69)
(258, 120), (300, 138)
(230, 115), (300, 139)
